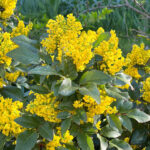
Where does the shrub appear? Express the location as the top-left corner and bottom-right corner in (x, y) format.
(0, 1), (150, 150)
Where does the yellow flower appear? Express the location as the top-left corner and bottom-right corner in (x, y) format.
(0, 0), (17, 19)
(0, 32), (18, 66)
(142, 77), (150, 103)
(73, 100), (84, 108)
(42, 14), (96, 71)
(26, 92), (61, 123)
(125, 43), (150, 79)
(0, 96), (24, 136)
(94, 30), (125, 75)
(11, 20), (33, 37)
(5, 71), (21, 82)
(46, 129), (73, 150)
(96, 121), (101, 130)
(82, 89), (117, 123)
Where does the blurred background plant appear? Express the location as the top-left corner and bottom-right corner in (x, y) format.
(16, 0), (150, 55)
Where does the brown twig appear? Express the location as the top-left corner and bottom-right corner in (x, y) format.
(82, 4), (126, 14)
(133, 0), (150, 16)
(124, 0), (150, 19)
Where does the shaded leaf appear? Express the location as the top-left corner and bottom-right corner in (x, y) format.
(15, 130), (38, 150)
(38, 122), (53, 140)
(79, 83), (100, 104)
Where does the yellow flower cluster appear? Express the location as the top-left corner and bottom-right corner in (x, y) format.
(124, 43), (150, 79)
(41, 14), (82, 54)
(42, 14), (96, 71)
(94, 30), (125, 75)
(46, 127), (73, 150)
(0, 77), (5, 88)
(58, 30), (96, 71)
(26, 92), (61, 123)
(0, 0), (17, 19)
(0, 96), (24, 136)
(42, 14), (125, 72)
(5, 71), (20, 82)
(11, 20), (33, 37)
(142, 77), (150, 103)
(0, 31), (17, 66)
(0, 20), (33, 67)
(73, 89), (118, 123)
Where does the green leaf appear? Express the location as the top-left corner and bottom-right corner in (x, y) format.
(39, 52), (52, 65)
(127, 109), (150, 123)
(119, 116), (132, 132)
(93, 32), (110, 48)
(56, 147), (69, 150)
(115, 72), (131, 86)
(57, 112), (71, 119)
(97, 134), (108, 150)
(130, 128), (148, 145)
(87, 136), (94, 150)
(80, 70), (111, 85)
(38, 122), (53, 140)
(0, 86), (23, 101)
(0, 133), (6, 150)
(106, 87), (129, 100)
(7, 42), (40, 65)
(58, 78), (77, 96)
(15, 130), (38, 150)
(101, 125), (121, 138)
(107, 114), (122, 132)
(30, 85), (49, 94)
(129, 80), (140, 100)
(77, 132), (93, 150)
(12, 35), (37, 46)
(79, 83), (100, 104)
(28, 65), (59, 76)
(110, 139), (132, 150)
(61, 118), (71, 136)
(15, 115), (42, 128)
(115, 99), (133, 113)
(62, 57), (78, 80)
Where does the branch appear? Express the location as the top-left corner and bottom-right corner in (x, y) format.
(124, 0), (150, 19)
(82, 4), (126, 14)
(133, 0), (150, 16)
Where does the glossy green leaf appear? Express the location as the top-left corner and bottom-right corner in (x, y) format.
(15, 115), (42, 128)
(0, 133), (6, 150)
(15, 130), (38, 150)
(107, 114), (122, 132)
(59, 78), (77, 96)
(101, 125), (121, 138)
(61, 118), (71, 136)
(97, 134), (108, 150)
(93, 32), (110, 48)
(0, 86), (23, 101)
(80, 70), (111, 85)
(130, 128), (148, 145)
(57, 112), (71, 119)
(77, 132), (93, 150)
(30, 85), (49, 94)
(127, 109), (150, 123)
(7, 42), (40, 65)
(110, 139), (132, 150)
(119, 116), (132, 132)
(38, 122), (53, 140)
(28, 65), (59, 76)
